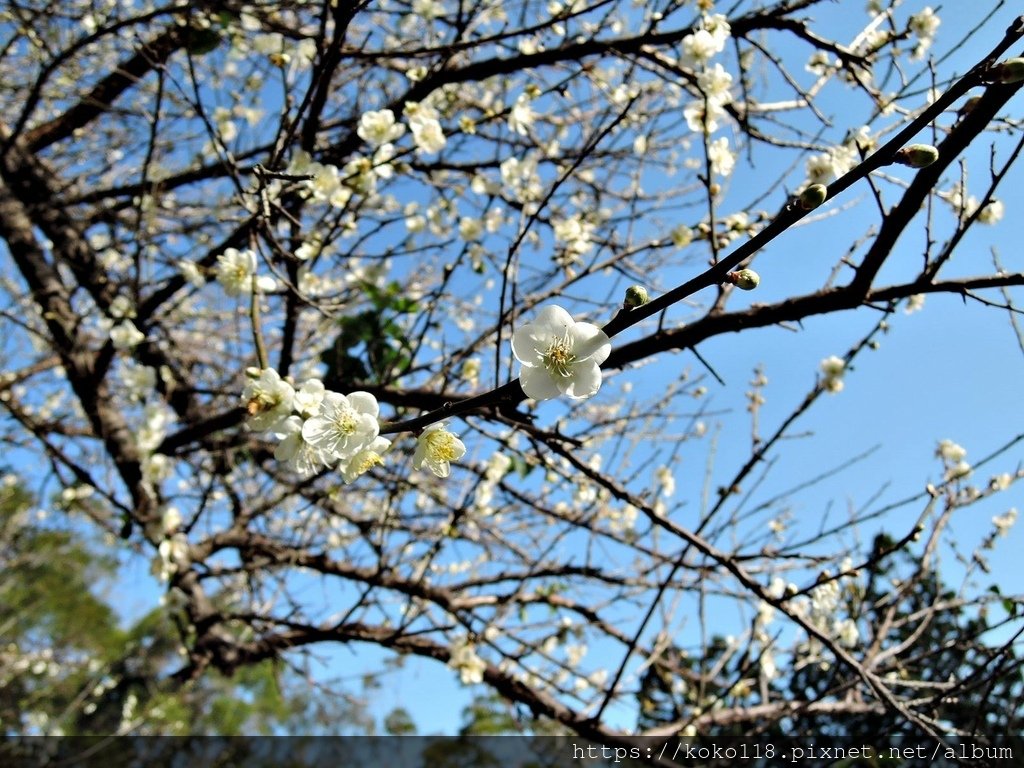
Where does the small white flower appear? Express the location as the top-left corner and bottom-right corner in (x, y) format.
(110, 320), (145, 350)
(340, 436), (391, 483)
(406, 103), (446, 154)
(274, 416), (331, 477)
(242, 368), (295, 432)
(161, 505), (182, 535)
(820, 356), (845, 377)
(992, 508), (1018, 537)
(670, 224), (693, 248)
(936, 439), (967, 463)
(904, 294), (925, 314)
(459, 217), (484, 241)
(294, 379), (326, 416)
(684, 98), (726, 133)
(697, 63), (733, 105)
(944, 460), (972, 482)
(682, 29), (721, 65)
(413, 421), (466, 478)
(215, 248), (258, 296)
(448, 636), (486, 685)
(507, 93), (536, 136)
(708, 136), (735, 177)
(302, 391), (380, 460)
(908, 7), (940, 57)
(177, 259), (206, 287)
(977, 199), (1004, 225)
(154, 533), (189, 581)
(511, 305), (611, 401)
(357, 109), (406, 147)
(819, 355), (847, 394)
(836, 617), (860, 648)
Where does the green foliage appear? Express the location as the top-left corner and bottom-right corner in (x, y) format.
(322, 280), (418, 390)
(0, 476), (373, 737)
(634, 534), (1024, 765)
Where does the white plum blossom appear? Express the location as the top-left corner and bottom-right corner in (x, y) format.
(242, 368), (296, 432)
(697, 63), (733, 105)
(302, 391), (380, 460)
(341, 436), (391, 484)
(552, 215), (595, 256)
(681, 31), (720, 66)
(684, 98), (726, 134)
(908, 7), (940, 59)
(405, 102), (446, 154)
(154, 533), (189, 581)
(819, 355), (846, 394)
(806, 145), (855, 185)
(670, 224), (694, 248)
(357, 109), (406, 146)
(944, 461), (973, 482)
(412, 0), (443, 19)
(177, 259), (206, 287)
(904, 294), (926, 314)
(681, 15), (730, 65)
(507, 93), (537, 135)
(992, 508), (1018, 537)
(448, 636), (486, 684)
(977, 199), (1004, 225)
(308, 163), (354, 208)
(160, 505), (182, 535)
(936, 439), (967, 463)
(274, 416), (330, 477)
(215, 248), (257, 296)
(836, 617), (860, 648)
(512, 305), (611, 401)
(459, 216), (484, 241)
(413, 421), (466, 478)
(708, 136), (735, 176)
(294, 379), (326, 416)
(110, 320), (145, 350)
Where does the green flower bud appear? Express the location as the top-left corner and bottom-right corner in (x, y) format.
(994, 57), (1024, 84)
(727, 269), (760, 291)
(799, 184), (828, 210)
(894, 144), (939, 168)
(623, 285), (650, 308)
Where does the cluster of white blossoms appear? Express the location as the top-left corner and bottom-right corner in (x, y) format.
(819, 355), (846, 394)
(448, 636), (487, 685)
(992, 508), (1018, 538)
(936, 438), (972, 482)
(682, 18), (734, 139)
(908, 7), (940, 60)
(941, 182), (1004, 224)
(512, 305), (612, 402)
(243, 368), (465, 481)
(803, 568), (861, 651)
(404, 101), (446, 155)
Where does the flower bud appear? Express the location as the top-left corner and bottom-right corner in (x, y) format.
(994, 57), (1024, 84)
(799, 184), (828, 210)
(727, 269), (760, 291)
(623, 285), (650, 308)
(894, 144), (939, 168)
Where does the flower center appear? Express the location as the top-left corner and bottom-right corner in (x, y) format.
(333, 410), (358, 435)
(427, 431), (459, 461)
(247, 392), (277, 416)
(542, 335), (576, 378)
(354, 451), (383, 474)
